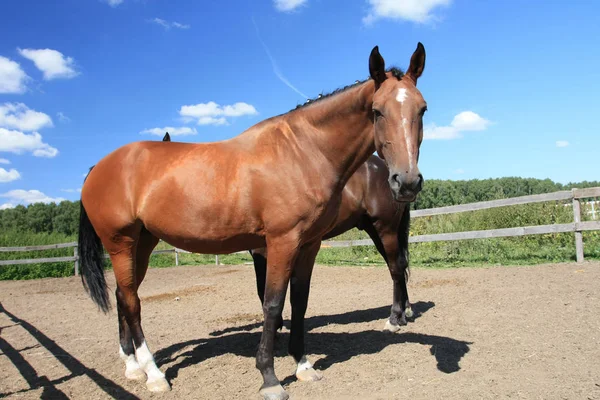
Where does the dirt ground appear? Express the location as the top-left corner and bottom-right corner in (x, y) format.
(1, 262), (599, 400)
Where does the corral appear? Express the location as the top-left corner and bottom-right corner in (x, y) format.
(1, 261), (599, 399)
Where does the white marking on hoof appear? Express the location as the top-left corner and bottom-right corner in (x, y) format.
(259, 384), (289, 400)
(120, 346), (145, 380)
(384, 320), (401, 333)
(405, 306), (414, 319)
(146, 376), (171, 392)
(135, 341), (170, 391)
(295, 356), (322, 381)
(396, 88), (408, 103)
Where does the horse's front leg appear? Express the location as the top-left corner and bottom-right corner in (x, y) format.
(256, 238), (297, 400)
(380, 230), (412, 333)
(288, 242), (322, 382)
(250, 248), (284, 332)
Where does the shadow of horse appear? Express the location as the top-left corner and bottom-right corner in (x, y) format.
(209, 301), (436, 337)
(155, 301), (470, 386)
(0, 302), (138, 400)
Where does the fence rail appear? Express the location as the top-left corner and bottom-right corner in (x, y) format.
(2, 187), (599, 274)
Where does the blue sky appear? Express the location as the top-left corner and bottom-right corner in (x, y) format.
(1, 0), (599, 208)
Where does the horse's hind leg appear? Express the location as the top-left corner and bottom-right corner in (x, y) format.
(112, 228), (168, 392)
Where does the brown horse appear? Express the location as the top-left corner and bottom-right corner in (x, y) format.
(251, 155), (414, 333)
(161, 133), (414, 333)
(79, 44), (426, 400)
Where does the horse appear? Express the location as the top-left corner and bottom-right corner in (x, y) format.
(78, 43), (427, 400)
(162, 133), (414, 333)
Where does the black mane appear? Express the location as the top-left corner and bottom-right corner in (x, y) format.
(292, 67), (404, 111)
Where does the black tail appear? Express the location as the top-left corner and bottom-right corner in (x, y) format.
(79, 167), (110, 313)
(398, 204), (411, 282)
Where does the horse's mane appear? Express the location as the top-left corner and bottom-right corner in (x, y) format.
(291, 67), (404, 112)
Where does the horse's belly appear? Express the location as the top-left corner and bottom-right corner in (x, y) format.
(155, 232), (266, 255)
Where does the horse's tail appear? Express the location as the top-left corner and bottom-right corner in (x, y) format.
(78, 166), (110, 313)
(398, 204), (411, 282)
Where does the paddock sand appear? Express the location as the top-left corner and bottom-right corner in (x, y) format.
(1, 262), (599, 399)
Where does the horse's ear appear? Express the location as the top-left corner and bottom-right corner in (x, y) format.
(369, 45), (386, 87)
(406, 42), (426, 84)
(163, 132), (171, 142)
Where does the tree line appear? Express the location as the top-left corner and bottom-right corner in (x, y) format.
(1, 177), (599, 236)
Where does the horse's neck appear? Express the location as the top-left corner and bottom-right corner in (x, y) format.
(294, 81), (376, 191)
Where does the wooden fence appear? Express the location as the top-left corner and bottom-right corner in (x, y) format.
(2, 187), (599, 275)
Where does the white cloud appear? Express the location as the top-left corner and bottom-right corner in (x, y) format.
(0, 158), (10, 164)
(424, 111), (490, 140)
(0, 56), (29, 94)
(454, 168), (465, 174)
(60, 188), (82, 193)
(179, 101), (258, 126)
(140, 126), (197, 136)
(1, 189), (65, 206)
(18, 48), (79, 80)
(104, 0), (124, 7)
(57, 112), (71, 122)
(0, 128), (58, 158)
(556, 140), (569, 148)
(274, 0), (307, 12)
(0, 203), (14, 210)
(0, 168), (21, 183)
(363, 0), (451, 25)
(0, 103), (53, 131)
(150, 18), (190, 30)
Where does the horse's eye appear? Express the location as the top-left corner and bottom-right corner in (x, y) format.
(420, 106), (428, 115)
(373, 109), (383, 119)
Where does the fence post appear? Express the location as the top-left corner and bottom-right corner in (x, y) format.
(175, 249), (179, 266)
(73, 245), (79, 276)
(572, 189), (584, 263)
(215, 255), (220, 265)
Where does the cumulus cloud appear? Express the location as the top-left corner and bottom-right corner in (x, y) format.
(0, 158), (10, 164)
(1, 189), (65, 206)
(60, 188), (82, 193)
(0, 56), (29, 94)
(18, 48), (79, 80)
(179, 101), (258, 126)
(0, 203), (14, 210)
(150, 18), (190, 30)
(274, 0), (307, 12)
(0, 128), (58, 157)
(424, 111), (491, 140)
(0, 103), (53, 131)
(556, 140), (569, 148)
(140, 126), (197, 136)
(0, 168), (21, 183)
(363, 0), (451, 25)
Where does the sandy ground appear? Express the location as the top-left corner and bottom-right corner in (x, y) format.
(1, 262), (599, 400)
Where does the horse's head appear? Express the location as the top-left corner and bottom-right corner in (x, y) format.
(369, 43), (426, 201)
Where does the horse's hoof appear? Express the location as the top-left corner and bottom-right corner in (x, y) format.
(405, 306), (414, 319)
(296, 367), (323, 382)
(125, 367), (146, 380)
(146, 377), (171, 392)
(259, 384), (289, 400)
(384, 320), (402, 333)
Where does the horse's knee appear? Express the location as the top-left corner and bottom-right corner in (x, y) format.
(389, 257), (408, 280)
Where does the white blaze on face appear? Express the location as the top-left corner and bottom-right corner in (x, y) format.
(402, 117), (414, 172)
(396, 88), (408, 104)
